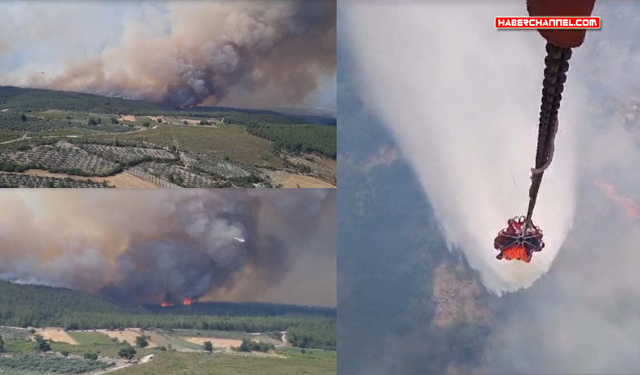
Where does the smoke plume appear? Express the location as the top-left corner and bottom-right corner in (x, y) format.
(0, 1), (336, 108)
(345, 2), (640, 373)
(344, 2), (584, 293)
(0, 190), (336, 307)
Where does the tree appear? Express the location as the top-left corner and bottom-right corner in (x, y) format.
(183, 120), (188, 125)
(34, 335), (51, 352)
(136, 335), (149, 348)
(20, 114), (27, 122)
(204, 341), (213, 353)
(0, 335), (4, 353)
(84, 352), (98, 361)
(111, 117), (119, 124)
(118, 346), (137, 362)
(142, 122), (150, 128)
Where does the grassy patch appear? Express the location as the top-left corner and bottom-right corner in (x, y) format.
(68, 331), (116, 346)
(108, 351), (336, 375)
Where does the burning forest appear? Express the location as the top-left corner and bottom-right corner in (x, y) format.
(0, 1), (337, 109)
(0, 189), (337, 307)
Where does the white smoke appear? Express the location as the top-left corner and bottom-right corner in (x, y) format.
(343, 2), (588, 293)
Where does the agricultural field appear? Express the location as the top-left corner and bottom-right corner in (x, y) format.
(107, 349), (336, 375)
(0, 354), (114, 375)
(0, 326), (31, 340)
(0, 86), (337, 188)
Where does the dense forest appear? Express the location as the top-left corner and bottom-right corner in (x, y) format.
(247, 124), (337, 159)
(0, 281), (336, 350)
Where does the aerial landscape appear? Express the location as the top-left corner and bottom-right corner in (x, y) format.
(340, 2), (640, 375)
(0, 189), (337, 374)
(0, 1), (336, 188)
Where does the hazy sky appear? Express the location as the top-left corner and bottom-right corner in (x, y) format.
(0, 1), (336, 111)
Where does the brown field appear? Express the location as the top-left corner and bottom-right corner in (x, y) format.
(270, 171), (336, 188)
(120, 115), (136, 122)
(23, 170), (159, 188)
(35, 328), (78, 345)
(182, 337), (242, 349)
(99, 329), (159, 348)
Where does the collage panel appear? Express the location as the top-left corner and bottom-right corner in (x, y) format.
(339, 1), (640, 374)
(0, 1), (336, 189)
(0, 189), (336, 374)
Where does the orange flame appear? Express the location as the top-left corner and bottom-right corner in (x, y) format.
(183, 298), (193, 306)
(161, 302), (173, 307)
(501, 245), (531, 263)
(594, 179), (640, 219)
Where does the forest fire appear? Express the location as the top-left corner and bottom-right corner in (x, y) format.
(594, 179), (640, 219)
(179, 105), (195, 109)
(160, 302), (173, 307)
(183, 298), (193, 306)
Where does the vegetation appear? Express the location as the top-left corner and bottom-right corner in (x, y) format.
(88, 350), (336, 375)
(34, 335), (51, 353)
(0, 354), (113, 374)
(118, 345), (137, 362)
(247, 124), (336, 159)
(236, 339), (275, 353)
(287, 319), (337, 350)
(203, 341), (213, 353)
(135, 335), (149, 348)
(0, 281), (335, 350)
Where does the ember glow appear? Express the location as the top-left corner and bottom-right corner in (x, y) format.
(182, 298), (193, 306)
(594, 179), (640, 219)
(160, 302), (173, 307)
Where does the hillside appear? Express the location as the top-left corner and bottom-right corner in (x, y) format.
(0, 86), (336, 126)
(0, 86), (337, 188)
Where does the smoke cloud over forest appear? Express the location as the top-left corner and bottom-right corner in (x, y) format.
(0, 190), (336, 307)
(0, 1), (336, 109)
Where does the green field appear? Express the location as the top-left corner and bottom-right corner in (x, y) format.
(110, 350), (336, 375)
(68, 331), (118, 346)
(84, 124), (282, 167)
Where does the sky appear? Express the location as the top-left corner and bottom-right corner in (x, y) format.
(0, 0), (337, 111)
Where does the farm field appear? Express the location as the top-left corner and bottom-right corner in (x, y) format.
(107, 350), (336, 375)
(0, 86), (337, 188)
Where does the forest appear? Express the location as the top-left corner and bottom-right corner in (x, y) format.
(247, 124), (337, 159)
(0, 281), (336, 350)
(0, 86), (335, 125)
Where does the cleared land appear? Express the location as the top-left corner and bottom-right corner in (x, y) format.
(270, 171), (336, 188)
(182, 337), (242, 349)
(35, 328), (79, 345)
(100, 329), (159, 348)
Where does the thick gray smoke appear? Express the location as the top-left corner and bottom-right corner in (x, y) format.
(0, 190), (336, 307)
(344, 1), (580, 293)
(0, 1), (336, 108)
